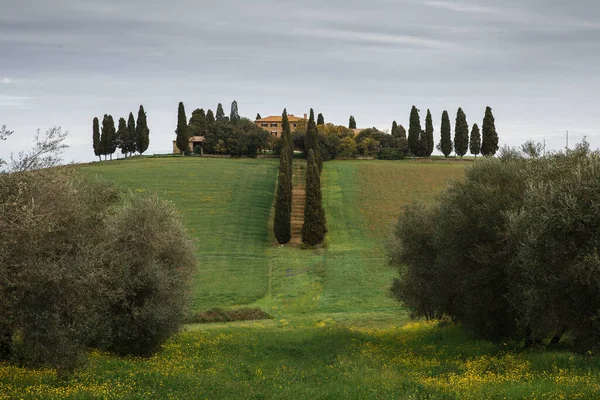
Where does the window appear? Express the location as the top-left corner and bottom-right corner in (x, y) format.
(293, 124), (297, 128)
(271, 131), (278, 136)
(271, 123), (278, 127)
(261, 123), (268, 127)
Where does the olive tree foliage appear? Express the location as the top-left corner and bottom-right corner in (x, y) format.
(390, 142), (600, 351)
(0, 128), (197, 373)
(0, 125), (14, 167)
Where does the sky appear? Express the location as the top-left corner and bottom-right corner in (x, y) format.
(1, 0), (600, 163)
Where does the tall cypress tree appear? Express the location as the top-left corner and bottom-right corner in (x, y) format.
(481, 106), (499, 156)
(117, 117), (128, 156)
(92, 117), (101, 161)
(424, 109), (434, 156)
(317, 113), (325, 125)
(206, 109), (215, 130)
(439, 110), (453, 158)
(274, 110), (292, 244)
(408, 106), (422, 157)
(175, 102), (189, 155)
(256, 113), (262, 121)
(470, 123), (481, 157)
(230, 100), (240, 124)
(304, 109), (321, 171)
(454, 108), (469, 159)
(281, 108), (293, 189)
(101, 114), (116, 160)
(135, 106), (149, 155)
(127, 112), (136, 156)
(302, 149), (326, 246)
(349, 115), (357, 129)
(215, 103), (225, 121)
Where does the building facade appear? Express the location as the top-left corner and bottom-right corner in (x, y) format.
(255, 114), (306, 138)
(172, 136), (205, 153)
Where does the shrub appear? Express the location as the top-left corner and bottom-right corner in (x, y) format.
(378, 148), (405, 160)
(99, 194), (196, 357)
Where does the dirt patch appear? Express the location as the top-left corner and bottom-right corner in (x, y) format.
(187, 308), (272, 324)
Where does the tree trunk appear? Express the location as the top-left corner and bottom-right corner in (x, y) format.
(98, 156), (101, 162)
(0, 323), (12, 361)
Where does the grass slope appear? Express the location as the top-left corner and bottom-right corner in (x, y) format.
(81, 157), (278, 311)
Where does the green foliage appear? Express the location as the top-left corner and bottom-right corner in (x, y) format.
(230, 100), (240, 124)
(136, 105), (150, 155)
(125, 112), (137, 155)
(359, 137), (380, 156)
(92, 117), (101, 159)
(116, 117), (128, 155)
(205, 109), (215, 127)
(175, 102), (189, 154)
(481, 106), (499, 156)
(302, 150), (326, 246)
(439, 110), (453, 157)
(349, 115), (357, 129)
(469, 123), (481, 156)
(317, 113), (325, 125)
(338, 136), (357, 157)
(424, 109), (434, 157)
(216, 103), (225, 121)
(189, 108), (207, 137)
(377, 148), (405, 160)
(100, 114), (116, 159)
(453, 108), (469, 158)
(100, 194), (196, 357)
(391, 121), (406, 139)
(304, 109), (322, 170)
(273, 169), (292, 244)
(256, 113), (262, 120)
(408, 106), (422, 156)
(520, 140), (543, 158)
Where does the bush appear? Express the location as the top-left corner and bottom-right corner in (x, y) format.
(99, 194), (196, 357)
(0, 168), (197, 373)
(193, 145), (202, 155)
(378, 148), (405, 160)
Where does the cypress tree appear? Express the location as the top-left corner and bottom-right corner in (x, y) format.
(304, 109), (322, 171)
(256, 113), (262, 121)
(101, 114), (116, 160)
(470, 123), (481, 157)
(439, 110), (453, 157)
(481, 106), (499, 156)
(189, 108), (207, 137)
(230, 100), (240, 124)
(175, 102), (189, 155)
(408, 106), (422, 157)
(391, 121), (399, 137)
(281, 109), (293, 188)
(215, 103), (225, 121)
(136, 105), (150, 155)
(92, 117), (101, 161)
(274, 113), (292, 245)
(117, 117), (128, 156)
(206, 109), (215, 130)
(317, 113), (325, 125)
(349, 115), (357, 129)
(454, 108), (469, 159)
(127, 112), (136, 156)
(424, 109), (434, 156)
(302, 149), (326, 246)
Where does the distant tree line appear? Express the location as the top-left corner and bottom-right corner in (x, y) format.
(389, 140), (600, 352)
(176, 100), (270, 157)
(92, 105), (149, 160)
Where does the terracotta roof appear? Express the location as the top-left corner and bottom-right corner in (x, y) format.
(256, 115), (305, 123)
(189, 136), (205, 141)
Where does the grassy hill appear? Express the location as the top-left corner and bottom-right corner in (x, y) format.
(4, 157), (600, 399)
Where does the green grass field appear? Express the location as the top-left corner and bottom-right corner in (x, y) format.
(3, 157), (600, 399)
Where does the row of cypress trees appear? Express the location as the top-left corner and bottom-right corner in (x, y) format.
(92, 105), (149, 160)
(274, 108), (327, 246)
(408, 106), (498, 158)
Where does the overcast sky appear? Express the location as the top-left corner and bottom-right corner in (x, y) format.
(1, 0), (600, 163)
